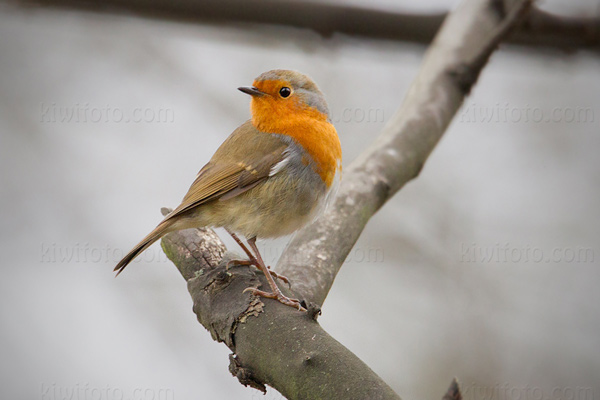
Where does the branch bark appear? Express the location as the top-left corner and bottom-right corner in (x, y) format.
(161, 211), (461, 400)
(14, 0), (599, 52)
(160, 209), (401, 399)
(153, 0), (531, 398)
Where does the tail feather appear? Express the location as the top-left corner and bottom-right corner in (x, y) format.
(114, 220), (174, 276)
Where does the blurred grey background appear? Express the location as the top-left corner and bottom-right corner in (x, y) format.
(1, 0), (599, 399)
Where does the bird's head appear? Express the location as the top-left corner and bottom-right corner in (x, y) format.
(238, 69), (330, 133)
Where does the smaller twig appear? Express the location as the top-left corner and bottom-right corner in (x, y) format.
(13, 0), (600, 52)
(442, 378), (462, 400)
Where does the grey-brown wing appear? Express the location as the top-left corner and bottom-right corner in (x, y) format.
(165, 141), (288, 220)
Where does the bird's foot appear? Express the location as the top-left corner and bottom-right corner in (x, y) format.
(265, 268), (290, 286)
(226, 259), (253, 269)
(227, 258), (290, 286)
(225, 230), (291, 287)
(243, 287), (306, 311)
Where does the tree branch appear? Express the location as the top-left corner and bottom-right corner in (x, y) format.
(161, 212), (462, 400)
(277, 0), (532, 306)
(14, 0), (599, 52)
(160, 208), (401, 399)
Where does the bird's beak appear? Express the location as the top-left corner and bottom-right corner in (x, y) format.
(238, 86), (265, 97)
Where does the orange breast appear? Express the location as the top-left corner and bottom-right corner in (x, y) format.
(251, 99), (341, 187)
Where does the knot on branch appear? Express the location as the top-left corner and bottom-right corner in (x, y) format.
(446, 63), (480, 96)
(228, 354), (266, 393)
(306, 302), (322, 320)
(489, 0), (507, 21)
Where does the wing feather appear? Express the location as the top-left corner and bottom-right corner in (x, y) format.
(165, 139), (288, 221)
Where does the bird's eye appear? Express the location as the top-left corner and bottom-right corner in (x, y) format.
(279, 87), (292, 98)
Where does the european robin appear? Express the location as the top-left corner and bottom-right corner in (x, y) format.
(114, 69), (342, 310)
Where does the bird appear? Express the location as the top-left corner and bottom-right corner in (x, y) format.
(114, 69), (342, 310)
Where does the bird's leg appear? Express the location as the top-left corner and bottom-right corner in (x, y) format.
(225, 228), (290, 286)
(243, 237), (305, 311)
(225, 228), (255, 261)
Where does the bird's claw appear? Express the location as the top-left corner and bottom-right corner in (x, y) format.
(243, 287), (305, 311)
(266, 269), (290, 287)
(227, 259), (253, 270)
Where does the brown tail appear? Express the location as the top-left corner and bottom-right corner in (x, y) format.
(114, 219), (175, 276)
